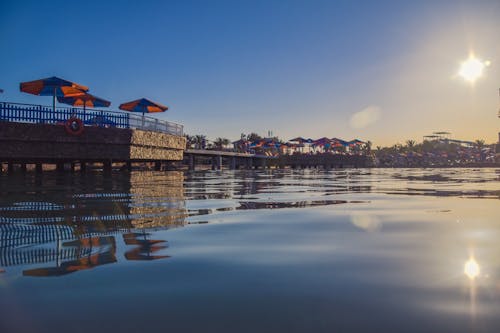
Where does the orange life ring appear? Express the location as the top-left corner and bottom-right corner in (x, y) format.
(65, 117), (84, 136)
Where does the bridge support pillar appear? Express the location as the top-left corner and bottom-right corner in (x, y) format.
(211, 157), (216, 170)
(35, 163), (43, 173)
(103, 160), (112, 174)
(217, 155), (222, 170)
(230, 157), (236, 170)
(189, 155), (195, 171)
(211, 156), (222, 170)
(56, 162), (64, 172)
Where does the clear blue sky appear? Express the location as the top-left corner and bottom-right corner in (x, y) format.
(1, 0), (499, 145)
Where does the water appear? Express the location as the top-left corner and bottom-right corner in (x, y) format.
(0, 168), (499, 333)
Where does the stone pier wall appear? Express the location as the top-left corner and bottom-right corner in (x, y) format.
(0, 122), (185, 162)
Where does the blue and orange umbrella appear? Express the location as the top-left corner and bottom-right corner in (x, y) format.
(57, 92), (111, 111)
(119, 98), (168, 116)
(20, 76), (88, 111)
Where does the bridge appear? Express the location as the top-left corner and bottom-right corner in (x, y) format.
(184, 149), (275, 170)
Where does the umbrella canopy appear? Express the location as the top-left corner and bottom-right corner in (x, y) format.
(119, 98), (168, 115)
(289, 137), (307, 143)
(348, 139), (365, 146)
(313, 137), (332, 145)
(20, 76), (88, 111)
(331, 137), (349, 146)
(57, 92), (111, 110)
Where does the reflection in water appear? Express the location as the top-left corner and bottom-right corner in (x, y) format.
(23, 236), (117, 277)
(465, 257), (480, 280)
(350, 213), (381, 232)
(0, 168), (499, 332)
(237, 199), (355, 210)
(123, 232), (170, 261)
(0, 171), (186, 277)
(465, 256), (481, 320)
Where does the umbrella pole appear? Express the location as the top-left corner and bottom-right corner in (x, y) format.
(53, 87), (56, 123)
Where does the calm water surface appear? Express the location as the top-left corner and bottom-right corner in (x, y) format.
(0, 168), (499, 333)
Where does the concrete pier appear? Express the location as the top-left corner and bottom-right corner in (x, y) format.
(0, 122), (186, 172)
(184, 149), (273, 171)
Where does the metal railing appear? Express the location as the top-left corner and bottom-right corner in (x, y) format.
(0, 101), (183, 136)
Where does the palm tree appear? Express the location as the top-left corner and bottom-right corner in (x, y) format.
(406, 140), (416, 151)
(247, 132), (262, 142)
(194, 135), (207, 149)
(475, 139), (486, 161)
(184, 134), (193, 149)
(361, 140), (372, 154)
(214, 137), (231, 150)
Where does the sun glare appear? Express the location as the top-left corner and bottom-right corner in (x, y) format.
(464, 258), (480, 280)
(458, 55), (489, 83)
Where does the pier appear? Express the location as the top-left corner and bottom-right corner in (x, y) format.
(184, 149), (274, 170)
(0, 101), (369, 173)
(0, 102), (185, 173)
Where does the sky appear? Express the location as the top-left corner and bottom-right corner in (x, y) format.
(0, 0), (499, 146)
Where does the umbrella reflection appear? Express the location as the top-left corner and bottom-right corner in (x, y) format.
(22, 236), (117, 277)
(123, 232), (170, 261)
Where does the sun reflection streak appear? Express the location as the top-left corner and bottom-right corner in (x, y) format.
(464, 256), (480, 320)
(464, 258), (480, 280)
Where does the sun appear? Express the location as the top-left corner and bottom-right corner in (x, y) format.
(458, 55), (489, 83)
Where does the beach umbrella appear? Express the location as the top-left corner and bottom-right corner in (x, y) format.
(57, 92), (111, 111)
(119, 98), (168, 116)
(289, 137), (306, 143)
(331, 138), (349, 146)
(348, 139), (365, 146)
(20, 76), (89, 112)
